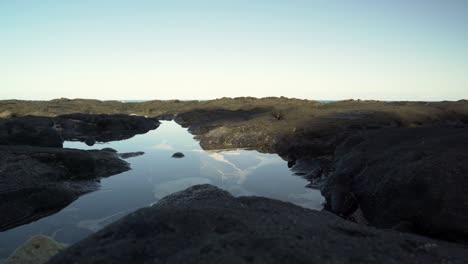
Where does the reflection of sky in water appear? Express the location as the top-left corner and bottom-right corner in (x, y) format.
(0, 121), (324, 260)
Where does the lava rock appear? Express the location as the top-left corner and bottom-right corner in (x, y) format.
(84, 137), (96, 146)
(101, 148), (117, 153)
(322, 126), (468, 243)
(0, 145), (130, 232)
(119, 151), (145, 159)
(57, 113), (160, 143)
(0, 116), (63, 148)
(49, 185), (468, 264)
(171, 152), (185, 158)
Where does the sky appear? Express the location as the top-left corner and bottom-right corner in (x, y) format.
(1, 0), (467, 101)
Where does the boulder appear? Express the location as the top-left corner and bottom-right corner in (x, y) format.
(0, 114), (160, 148)
(322, 126), (468, 243)
(49, 185), (468, 264)
(0, 145), (130, 232)
(0, 116), (63, 148)
(57, 113), (160, 143)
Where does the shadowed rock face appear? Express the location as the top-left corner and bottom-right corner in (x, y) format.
(0, 146), (131, 232)
(0, 113), (160, 232)
(57, 113), (160, 144)
(0, 116), (63, 147)
(322, 126), (468, 243)
(0, 114), (160, 148)
(49, 184), (468, 264)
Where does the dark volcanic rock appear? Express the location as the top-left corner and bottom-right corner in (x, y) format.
(0, 113), (160, 232)
(119, 151), (145, 159)
(49, 184), (468, 264)
(322, 126), (468, 243)
(0, 145), (130, 232)
(57, 113), (160, 143)
(0, 114), (160, 148)
(84, 136), (96, 146)
(101, 147), (117, 153)
(1, 98), (468, 155)
(0, 116), (63, 147)
(171, 152), (185, 158)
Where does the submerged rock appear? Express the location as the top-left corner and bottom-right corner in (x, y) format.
(171, 152), (185, 158)
(49, 184), (468, 264)
(7, 236), (65, 264)
(322, 126), (468, 243)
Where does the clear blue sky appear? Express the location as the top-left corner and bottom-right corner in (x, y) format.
(1, 0), (467, 100)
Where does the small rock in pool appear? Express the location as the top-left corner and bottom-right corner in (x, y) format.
(171, 152), (185, 158)
(84, 137), (96, 146)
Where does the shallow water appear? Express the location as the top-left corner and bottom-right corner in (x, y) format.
(0, 121), (324, 260)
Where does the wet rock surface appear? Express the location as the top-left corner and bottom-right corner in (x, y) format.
(49, 184), (468, 264)
(322, 126), (468, 243)
(0, 145), (131, 231)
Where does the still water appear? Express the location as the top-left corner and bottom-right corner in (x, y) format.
(0, 121), (323, 260)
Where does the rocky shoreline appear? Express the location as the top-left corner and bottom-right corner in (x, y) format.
(1, 97), (468, 262)
(0, 113), (160, 232)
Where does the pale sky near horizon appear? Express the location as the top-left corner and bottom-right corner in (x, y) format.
(1, 0), (467, 101)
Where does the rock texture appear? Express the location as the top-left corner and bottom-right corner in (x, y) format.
(2, 98), (467, 154)
(49, 185), (468, 264)
(0, 113), (159, 232)
(2, 98), (468, 244)
(0, 116), (63, 148)
(0, 114), (160, 148)
(57, 113), (160, 143)
(322, 126), (468, 243)
(0, 145), (131, 231)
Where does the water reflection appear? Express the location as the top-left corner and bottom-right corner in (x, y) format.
(0, 121), (324, 261)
